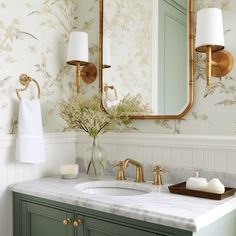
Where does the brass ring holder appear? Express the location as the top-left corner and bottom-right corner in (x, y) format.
(104, 84), (118, 101)
(16, 74), (41, 100)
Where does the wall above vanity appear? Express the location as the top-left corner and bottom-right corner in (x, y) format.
(0, 0), (236, 135)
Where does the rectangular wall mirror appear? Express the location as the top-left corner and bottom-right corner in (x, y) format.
(99, 0), (194, 119)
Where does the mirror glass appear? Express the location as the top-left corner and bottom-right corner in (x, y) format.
(100, 0), (193, 118)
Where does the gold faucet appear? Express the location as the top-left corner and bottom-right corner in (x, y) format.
(115, 158), (145, 183)
(153, 165), (166, 186)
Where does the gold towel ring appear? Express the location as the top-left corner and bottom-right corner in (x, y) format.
(16, 74), (41, 100)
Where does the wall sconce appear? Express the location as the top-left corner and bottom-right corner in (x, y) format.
(67, 31), (97, 93)
(103, 37), (111, 69)
(195, 8), (233, 86)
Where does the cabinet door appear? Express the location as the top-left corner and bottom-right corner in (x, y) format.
(82, 216), (167, 236)
(22, 201), (74, 236)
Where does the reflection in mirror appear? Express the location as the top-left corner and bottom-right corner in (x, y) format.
(101, 0), (193, 118)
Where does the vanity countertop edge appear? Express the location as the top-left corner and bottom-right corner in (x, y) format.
(9, 176), (236, 232)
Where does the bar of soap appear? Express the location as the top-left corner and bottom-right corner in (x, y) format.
(207, 178), (225, 194)
(186, 177), (208, 191)
(60, 164), (79, 179)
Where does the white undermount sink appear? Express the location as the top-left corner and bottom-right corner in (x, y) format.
(75, 181), (154, 196)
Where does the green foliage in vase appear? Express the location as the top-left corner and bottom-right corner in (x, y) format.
(59, 93), (150, 138)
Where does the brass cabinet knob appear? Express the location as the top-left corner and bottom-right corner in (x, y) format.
(63, 218), (71, 225)
(73, 219), (82, 227)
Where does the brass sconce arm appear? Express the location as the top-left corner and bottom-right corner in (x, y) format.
(205, 46), (233, 86)
(67, 61), (97, 93)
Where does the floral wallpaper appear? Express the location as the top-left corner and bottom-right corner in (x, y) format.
(1, 0), (236, 136)
(103, 0), (153, 107)
(0, 0), (99, 134)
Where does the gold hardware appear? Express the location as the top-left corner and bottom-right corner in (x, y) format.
(73, 219), (82, 227)
(63, 218), (71, 225)
(104, 84), (118, 101)
(211, 50), (233, 78)
(123, 158), (145, 183)
(153, 165), (166, 186)
(201, 46), (233, 86)
(99, 0), (194, 120)
(16, 74), (41, 100)
(114, 161), (126, 181)
(67, 61), (97, 93)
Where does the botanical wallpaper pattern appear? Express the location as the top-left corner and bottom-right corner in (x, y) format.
(0, 0), (99, 134)
(103, 0), (153, 106)
(1, 0), (236, 135)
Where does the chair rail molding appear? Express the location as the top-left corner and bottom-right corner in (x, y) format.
(76, 132), (236, 151)
(1, 131), (236, 150)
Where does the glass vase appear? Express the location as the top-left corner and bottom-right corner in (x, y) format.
(84, 136), (106, 178)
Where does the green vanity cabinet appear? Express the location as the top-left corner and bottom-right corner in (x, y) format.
(13, 193), (191, 236)
(20, 201), (74, 236)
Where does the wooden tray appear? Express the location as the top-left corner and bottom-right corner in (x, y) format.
(168, 182), (236, 200)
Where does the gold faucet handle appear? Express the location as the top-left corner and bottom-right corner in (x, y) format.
(114, 161), (127, 181)
(153, 165), (166, 186)
(153, 165), (167, 174)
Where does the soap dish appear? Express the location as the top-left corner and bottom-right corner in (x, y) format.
(61, 174), (78, 180)
(168, 182), (236, 200)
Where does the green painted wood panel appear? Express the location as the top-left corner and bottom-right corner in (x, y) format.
(22, 201), (74, 236)
(158, 0), (188, 114)
(83, 216), (157, 236)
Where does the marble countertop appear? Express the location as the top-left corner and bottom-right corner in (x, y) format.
(9, 176), (236, 232)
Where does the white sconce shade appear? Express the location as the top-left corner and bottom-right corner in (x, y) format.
(67, 31), (89, 65)
(103, 37), (111, 68)
(195, 8), (225, 52)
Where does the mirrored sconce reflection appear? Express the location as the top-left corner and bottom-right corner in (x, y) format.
(103, 37), (111, 69)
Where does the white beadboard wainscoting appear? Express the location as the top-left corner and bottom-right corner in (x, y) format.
(0, 132), (77, 236)
(2, 131), (236, 236)
(76, 132), (236, 174)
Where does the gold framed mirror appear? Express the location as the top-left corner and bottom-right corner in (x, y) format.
(99, 0), (193, 119)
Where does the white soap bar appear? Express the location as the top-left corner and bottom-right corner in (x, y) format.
(60, 164), (79, 176)
(186, 177), (208, 191)
(207, 178), (225, 194)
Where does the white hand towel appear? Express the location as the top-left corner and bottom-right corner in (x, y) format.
(16, 99), (45, 163)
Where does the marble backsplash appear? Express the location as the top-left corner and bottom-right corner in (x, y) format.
(77, 157), (236, 188)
